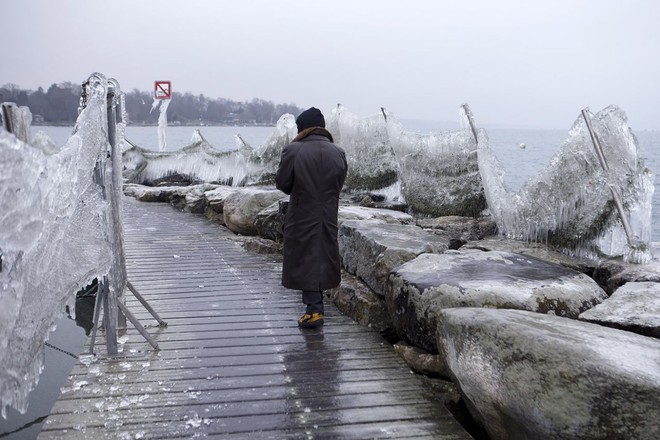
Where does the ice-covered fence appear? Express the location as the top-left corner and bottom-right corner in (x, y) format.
(0, 73), (126, 418)
(122, 114), (297, 187)
(326, 105), (399, 192)
(478, 105), (653, 262)
(385, 105), (486, 217)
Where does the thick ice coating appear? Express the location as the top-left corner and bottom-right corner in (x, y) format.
(122, 113), (296, 187)
(478, 105), (653, 262)
(385, 106), (485, 217)
(326, 105), (399, 191)
(0, 73), (121, 418)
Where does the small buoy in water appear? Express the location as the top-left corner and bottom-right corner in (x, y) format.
(519, 143), (526, 149)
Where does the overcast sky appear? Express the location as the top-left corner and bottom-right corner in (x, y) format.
(3, 0), (659, 129)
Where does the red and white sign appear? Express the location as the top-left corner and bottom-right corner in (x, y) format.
(154, 81), (172, 99)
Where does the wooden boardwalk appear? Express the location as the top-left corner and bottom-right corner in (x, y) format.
(40, 199), (471, 439)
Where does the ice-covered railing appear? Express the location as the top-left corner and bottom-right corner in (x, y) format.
(326, 105), (399, 193)
(478, 105), (653, 263)
(0, 74), (115, 417)
(122, 113), (297, 186)
(384, 105), (485, 216)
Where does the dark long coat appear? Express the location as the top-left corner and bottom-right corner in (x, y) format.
(275, 127), (348, 291)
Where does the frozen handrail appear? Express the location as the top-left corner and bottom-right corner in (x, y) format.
(581, 109), (635, 246)
(79, 75), (165, 355)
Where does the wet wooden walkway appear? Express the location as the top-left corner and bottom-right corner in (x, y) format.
(40, 199), (471, 439)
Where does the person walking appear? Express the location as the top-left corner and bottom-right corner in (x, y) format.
(275, 107), (348, 328)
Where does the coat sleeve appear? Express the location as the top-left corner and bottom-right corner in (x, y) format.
(275, 144), (295, 195)
(340, 150), (348, 188)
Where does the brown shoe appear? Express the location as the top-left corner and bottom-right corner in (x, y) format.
(298, 313), (324, 328)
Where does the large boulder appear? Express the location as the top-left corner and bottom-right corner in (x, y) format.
(326, 271), (392, 332)
(338, 205), (414, 225)
(416, 215), (497, 241)
(462, 236), (600, 274)
(204, 186), (240, 224)
(579, 281), (660, 338)
(254, 198), (288, 242)
(182, 184), (219, 213)
(338, 220), (449, 297)
(387, 251), (607, 353)
(222, 187), (286, 235)
(437, 308), (660, 440)
(600, 254), (660, 293)
(123, 184), (210, 205)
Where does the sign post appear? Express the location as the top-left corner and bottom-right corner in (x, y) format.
(153, 81), (171, 151)
(154, 81), (171, 100)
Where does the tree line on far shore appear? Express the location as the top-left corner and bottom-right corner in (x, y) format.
(0, 82), (303, 126)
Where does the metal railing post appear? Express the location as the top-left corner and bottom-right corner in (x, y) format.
(581, 108), (635, 246)
(107, 83), (128, 332)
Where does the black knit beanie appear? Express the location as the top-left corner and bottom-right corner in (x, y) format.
(296, 107), (325, 133)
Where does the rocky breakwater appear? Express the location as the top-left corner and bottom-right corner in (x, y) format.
(123, 182), (660, 438)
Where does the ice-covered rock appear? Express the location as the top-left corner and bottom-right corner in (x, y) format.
(204, 186), (239, 224)
(462, 236), (601, 275)
(338, 205), (414, 225)
(388, 251), (607, 353)
(338, 220), (449, 297)
(393, 341), (447, 377)
(254, 198), (288, 242)
(437, 308), (660, 440)
(222, 187), (286, 235)
(416, 215), (497, 241)
(326, 271), (392, 332)
(579, 281), (660, 338)
(600, 249), (660, 292)
(123, 183), (219, 213)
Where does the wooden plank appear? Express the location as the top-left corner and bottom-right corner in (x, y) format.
(40, 199), (470, 439)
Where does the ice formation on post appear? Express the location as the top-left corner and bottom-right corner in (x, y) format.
(326, 105), (399, 191)
(478, 105), (653, 262)
(385, 106), (486, 217)
(151, 97), (170, 152)
(0, 73), (123, 417)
